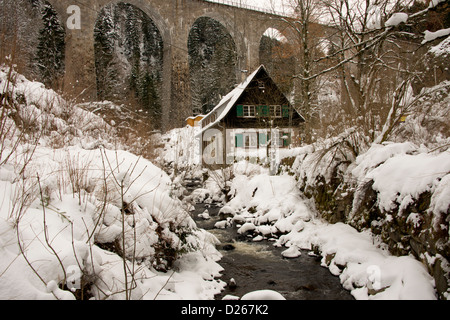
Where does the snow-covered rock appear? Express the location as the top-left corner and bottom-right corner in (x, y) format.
(385, 12), (408, 27)
(241, 289), (286, 300)
(281, 246), (301, 258)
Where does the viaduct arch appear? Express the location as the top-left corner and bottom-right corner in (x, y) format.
(45, 0), (290, 129)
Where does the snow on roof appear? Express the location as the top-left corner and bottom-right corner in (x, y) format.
(198, 65), (266, 134)
(186, 115), (205, 121)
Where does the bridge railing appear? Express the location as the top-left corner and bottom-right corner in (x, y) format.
(203, 0), (293, 17)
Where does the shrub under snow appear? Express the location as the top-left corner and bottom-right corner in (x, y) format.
(0, 66), (224, 300)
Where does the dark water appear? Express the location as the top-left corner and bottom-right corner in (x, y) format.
(193, 202), (354, 300)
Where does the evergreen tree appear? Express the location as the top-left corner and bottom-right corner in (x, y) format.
(94, 8), (119, 100)
(188, 17), (237, 114)
(139, 71), (162, 128)
(123, 4), (142, 94)
(94, 3), (164, 128)
(34, 3), (65, 87)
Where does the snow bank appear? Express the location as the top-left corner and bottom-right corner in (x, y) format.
(350, 142), (417, 179)
(367, 150), (450, 213)
(207, 159), (438, 299)
(227, 172), (312, 238)
(348, 142), (450, 239)
(0, 66), (225, 300)
(278, 132), (448, 298)
(277, 221), (436, 300)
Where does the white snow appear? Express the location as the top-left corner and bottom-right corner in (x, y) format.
(429, 174), (450, 231)
(350, 142), (417, 178)
(422, 28), (450, 44)
(0, 66), (225, 300)
(0, 146), (225, 299)
(428, 0), (446, 8)
(241, 289), (286, 300)
(199, 209), (211, 220)
(238, 222), (257, 234)
(367, 151), (450, 213)
(429, 35), (450, 56)
(385, 12), (408, 27)
(202, 159), (439, 300)
(281, 246), (301, 258)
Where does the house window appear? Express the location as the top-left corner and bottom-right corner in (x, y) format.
(237, 105), (286, 118)
(270, 105), (282, 118)
(244, 132), (258, 148)
(235, 132), (257, 148)
(243, 105), (256, 118)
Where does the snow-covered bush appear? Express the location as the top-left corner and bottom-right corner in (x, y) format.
(203, 159), (438, 299)
(0, 66), (224, 300)
(281, 83), (450, 298)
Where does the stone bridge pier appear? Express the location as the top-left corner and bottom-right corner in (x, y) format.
(47, 0), (289, 130)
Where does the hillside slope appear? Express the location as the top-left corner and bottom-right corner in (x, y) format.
(0, 66), (224, 300)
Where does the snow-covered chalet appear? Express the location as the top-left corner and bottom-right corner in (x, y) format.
(198, 65), (305, 167)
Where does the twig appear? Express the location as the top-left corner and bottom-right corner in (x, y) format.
(37, 173), (67, 288)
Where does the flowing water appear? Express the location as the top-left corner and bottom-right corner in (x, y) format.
(192, 202), (354, 300)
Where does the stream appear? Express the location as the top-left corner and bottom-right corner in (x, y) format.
(192, 201), (354, 300)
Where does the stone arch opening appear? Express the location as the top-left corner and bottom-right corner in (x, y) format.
(259, 27), (295, 96)
(188, 16), (238, 115)
(94, 2), (164, 128)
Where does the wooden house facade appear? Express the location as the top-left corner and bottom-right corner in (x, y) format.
(198, 65), (305, 166)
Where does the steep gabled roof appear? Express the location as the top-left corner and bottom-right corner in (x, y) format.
(199, 65), (266, 134)
(198, 64), (306, 136)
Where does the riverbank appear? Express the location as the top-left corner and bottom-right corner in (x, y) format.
(186, 164), (438, 300)
(193, 202), (354, 300)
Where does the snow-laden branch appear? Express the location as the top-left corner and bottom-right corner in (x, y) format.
(289, 0), (448, 82)
(293, 27), (392, 82)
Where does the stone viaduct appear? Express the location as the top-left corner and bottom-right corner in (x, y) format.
(45, 0), (292, 129)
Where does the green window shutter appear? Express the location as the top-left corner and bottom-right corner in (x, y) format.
(263, 105), (270, 117)
(256, 105), (263, 117)
(235, 134), (243, 147)
(282, 105), (289, 118)
(236, 105), (244, 117)
(259, 133), (267, 146)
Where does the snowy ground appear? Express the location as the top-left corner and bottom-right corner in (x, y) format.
(0, 66), (225, 300)
(203, 163), (437, 300)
